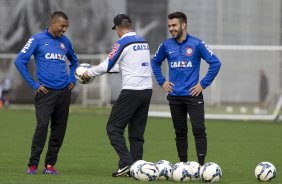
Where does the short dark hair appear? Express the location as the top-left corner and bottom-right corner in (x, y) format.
(51, 11), (68, 21)
(168, 12), (187, 24)
(117, 21), (132, 30)
(112, 14), (132, 30)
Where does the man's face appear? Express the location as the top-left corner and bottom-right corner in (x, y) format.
(50, 17), (69, 37)
(115, 26), (123, 38)
(168, 18), (186, 40)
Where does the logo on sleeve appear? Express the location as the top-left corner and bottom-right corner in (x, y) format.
(21, 38), (34, 53)
(108, 43), (120, 60)
(154, 43), (163, 58)
(202, 41), (214, 56)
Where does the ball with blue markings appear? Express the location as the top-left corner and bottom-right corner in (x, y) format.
(255, 161), (276, 181)
(200, 162), (222, 183)
(136, 162), (159, 181)
(75, 63), (95, 84)
(172, 162), (193, 182)
(155, 160), (173, 180)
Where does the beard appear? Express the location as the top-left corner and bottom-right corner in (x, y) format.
(174, 29), (184, 40)
(55, 30), (65, 37)
(170, 26), (184, 41)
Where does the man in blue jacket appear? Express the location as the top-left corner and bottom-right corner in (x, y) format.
(151, 12), (221, 166)
(14, 11), (78, 174)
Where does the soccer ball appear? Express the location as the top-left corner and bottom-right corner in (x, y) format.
(187, 161), (201, 180)
(75, 63), (95, 84)
(172, 162), (193, 182)
(200, 162), (222, 183)
(135, 162), (159, 181)
(155, 160), (173, 180)
(255, 161), (276, 181)
(130, 160), (147, 180)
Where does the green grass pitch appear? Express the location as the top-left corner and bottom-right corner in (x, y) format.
(0, 107), (281, 184)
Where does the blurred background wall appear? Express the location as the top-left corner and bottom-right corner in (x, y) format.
(0, 0), (281, 107)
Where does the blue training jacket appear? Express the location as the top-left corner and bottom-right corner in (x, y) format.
(14, 28), (78, 90)
(151, 34), (221, 96)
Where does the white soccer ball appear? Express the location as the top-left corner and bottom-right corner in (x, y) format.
(75, 63), (95, 84)
(172, 162), (193, 182)
(130, 160), (147, 180)
(200, 162), (222, 183)
(187, 161), (201, 180)
(255, 161), (276, 181)
(155, 160), (173, 180)
(135, 162), (159, 181)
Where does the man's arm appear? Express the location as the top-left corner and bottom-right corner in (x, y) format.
(14, 37), (40, 90)
(198, 41), (222, 89)
(151, 43), (167, 87)
(66, 39), (79, 87)
(86, 57), (120, 77)
(83, 42), (123, 79)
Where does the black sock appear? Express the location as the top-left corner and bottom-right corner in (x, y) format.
(197, 155), (205, 166)
(179, 156), (187, 162)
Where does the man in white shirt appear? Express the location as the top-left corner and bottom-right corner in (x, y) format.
(82, 14), (152, 177)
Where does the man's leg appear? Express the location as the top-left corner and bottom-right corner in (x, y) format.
(45, 88), (71, 167)
(107, 90), (138, 169)
(167, 96), (188, 162)
(128, 89), (152, 162)
(28, 91), (54, 167)
(186, 96), (207, 166)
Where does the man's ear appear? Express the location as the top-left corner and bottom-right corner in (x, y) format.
(182, 22), (187, 30)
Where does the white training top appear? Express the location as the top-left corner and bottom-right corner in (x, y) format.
(87, 32), (152, 90)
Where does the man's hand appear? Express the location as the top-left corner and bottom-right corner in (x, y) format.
(189, 82), (203, 96)
(162, 81), (174, 93)
(37, 85), (48, 94)
(81, 70), (91, 82)
(68, 82), (75, 90)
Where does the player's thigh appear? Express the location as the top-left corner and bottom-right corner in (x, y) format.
(169, 103), (188, 131)
(186, 98), (205, 133)
(107, 90), (140, 129)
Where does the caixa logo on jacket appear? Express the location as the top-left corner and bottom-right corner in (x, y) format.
(133, 44), (149, 51)
(170, 60), (192, 68)
(45, 53), (66, 61)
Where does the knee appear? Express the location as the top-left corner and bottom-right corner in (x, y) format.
(106, 125), (115, 137)
(175, 128), (187, 136)
(106, 125), (123, 138)
(192, 128), (206, 138)
(175, 128), (187, 141)
(35, 122), (49, 131)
